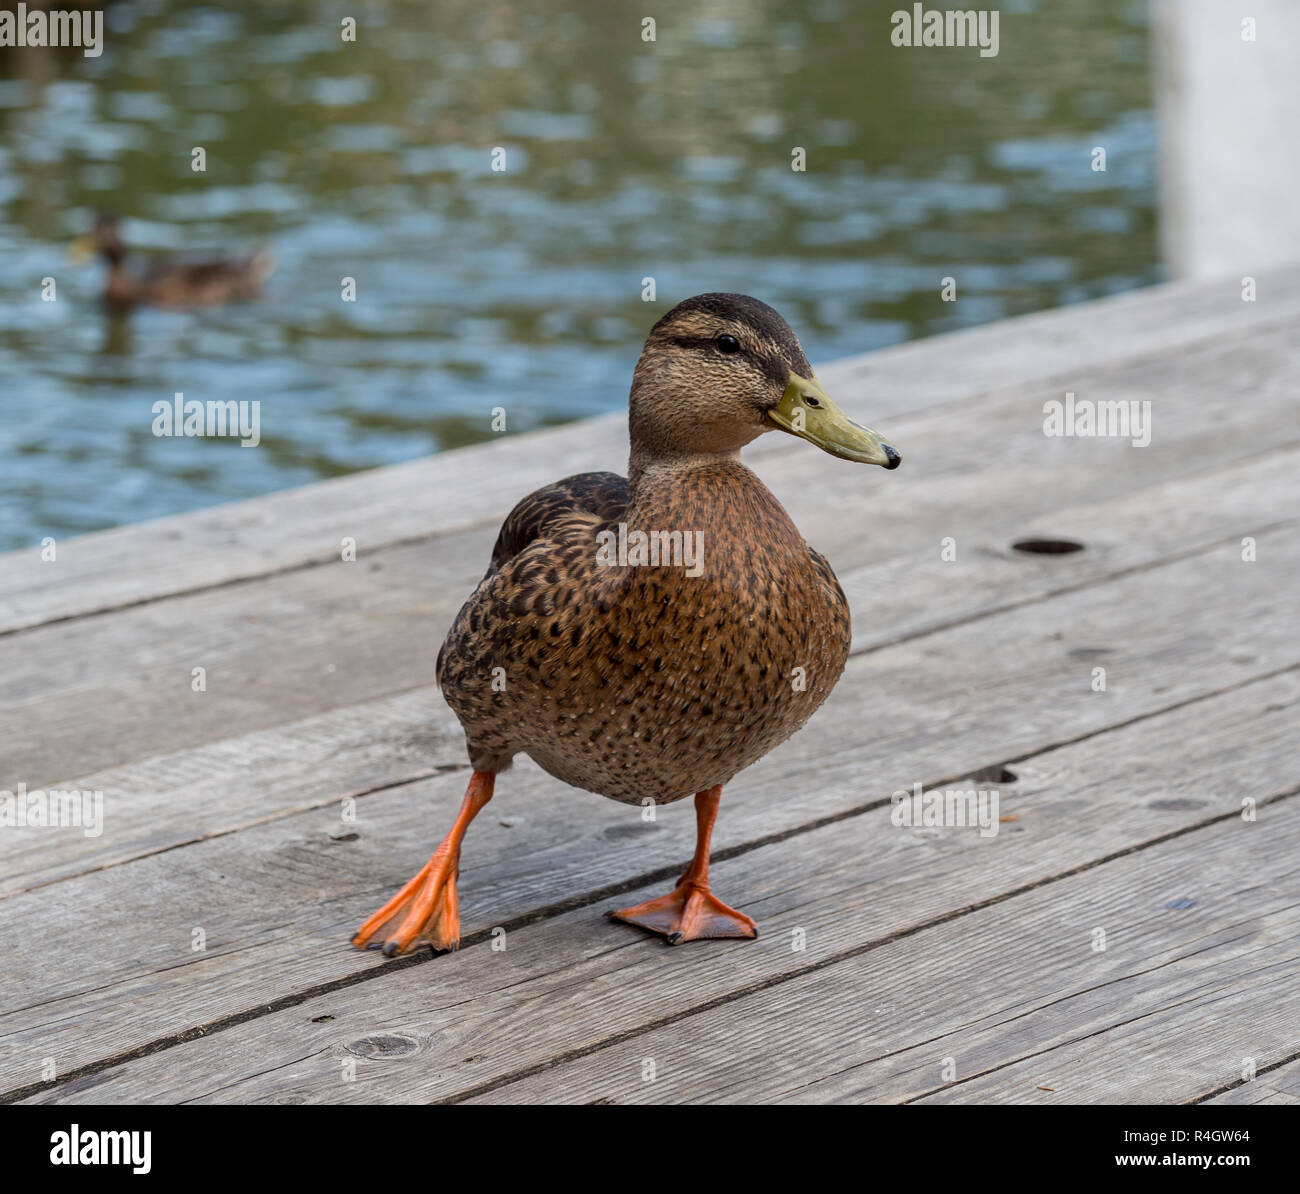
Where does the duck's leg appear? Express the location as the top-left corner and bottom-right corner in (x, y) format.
(609, 785), (757, 945)
(352, 770), (494, 957)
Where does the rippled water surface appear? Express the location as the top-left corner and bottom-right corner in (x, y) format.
(0, 0), (1157, 551)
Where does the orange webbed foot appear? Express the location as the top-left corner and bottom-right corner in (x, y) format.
(352, 850), (462, 956)
(352, 770), (494, 958)
(609, 879), (758, 945)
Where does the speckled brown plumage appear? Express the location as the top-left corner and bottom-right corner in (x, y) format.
(437, 458), (849, 804)
(355, 293), (899, 955)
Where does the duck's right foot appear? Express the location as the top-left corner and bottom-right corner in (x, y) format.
(609, 879), (758, 945)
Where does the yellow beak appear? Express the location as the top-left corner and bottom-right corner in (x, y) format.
(68, 235), (96, 265)
(765, 372), (900, 468)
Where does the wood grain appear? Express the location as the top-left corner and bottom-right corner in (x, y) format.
(5, 273), (1298, 1106)
(1204, 1059), (1300, 1106)
(6, 320), (1297, 787)
(4, 526), (1295, 1092)
(18, 671), (1298, 1104)
(1, 267), (1295, 636)
(469, 809), (1300, 1105)
(7, 444), (1294, 896)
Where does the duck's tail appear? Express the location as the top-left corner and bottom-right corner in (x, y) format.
(248, 246), (276, 285)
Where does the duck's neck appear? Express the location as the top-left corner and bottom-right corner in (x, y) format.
(624, 445), (799, 559)
(627, 444), (743, 496)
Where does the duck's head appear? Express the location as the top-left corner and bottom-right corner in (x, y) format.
(69, 212), (126, 266)
(629, 292), (899, 471)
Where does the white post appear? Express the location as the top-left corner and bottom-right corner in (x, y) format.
(1153, 0), (1300, 278)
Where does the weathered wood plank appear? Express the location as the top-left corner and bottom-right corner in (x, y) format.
(3, 526), (1295, 1092)
(2, 280), (1296, 1104)
(1, 268), (1296, 635)
(18, 671), (1299, 1104)
(909, 944), (1300, 1105)
(0, 527), (488, 789)
(6, 318), (1297, 786)
(468, 809), (1300, 1105)
(839, 443), (1297, 650)
(1204, 1059), (1300, 1106)
(8, 444), (1294, 895)
(0, 689), (464, 897)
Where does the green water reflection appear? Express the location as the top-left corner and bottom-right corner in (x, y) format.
(0, 0), (1156, 549)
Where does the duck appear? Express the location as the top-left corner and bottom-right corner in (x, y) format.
(353, 293), (900, 956)
(71, 213), (273, 308)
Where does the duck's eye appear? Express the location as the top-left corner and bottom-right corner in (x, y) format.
(715, 334), (741, 354)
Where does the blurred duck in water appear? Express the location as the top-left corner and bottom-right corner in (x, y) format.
(70, 213), (274, 309)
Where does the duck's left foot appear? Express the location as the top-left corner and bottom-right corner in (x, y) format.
(352, 852), (463, 956)
(609, 880), (757, 945)
(351, 769), (494, 958)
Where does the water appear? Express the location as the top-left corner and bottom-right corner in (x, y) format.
(0, 0), (1158, 552)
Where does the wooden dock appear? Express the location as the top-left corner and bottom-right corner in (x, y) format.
(2, 271), (1298, 1105)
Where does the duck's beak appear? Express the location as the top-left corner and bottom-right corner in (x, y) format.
(68, 236), (96, 265)
(765, 372), (900, 469)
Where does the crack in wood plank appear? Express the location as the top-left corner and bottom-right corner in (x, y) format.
(6, 271), (1297, 638)
(10, 779), (1295, 1106)
(7, 511), (1296, 898)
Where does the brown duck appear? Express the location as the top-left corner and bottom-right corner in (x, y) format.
(72, 214), (273, 308)
(354, 293), (900, 955)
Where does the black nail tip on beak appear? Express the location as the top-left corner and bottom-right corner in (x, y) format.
(883, 444), (901, 469)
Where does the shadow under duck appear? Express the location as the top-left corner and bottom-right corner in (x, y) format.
(354, 293), (901, 956)
(73, 214), (273, 308)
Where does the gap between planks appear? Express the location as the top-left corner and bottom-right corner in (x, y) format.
(7, 668), (1297, 1106)
(3, 524), (1295, 1096)
(7, 317), (1297, 790)
(460, 807), (1300, 1105)
(1196, 1054), (1300, 1105)
(7, 477), (1294, 899)
(3, 271), (1299, 640)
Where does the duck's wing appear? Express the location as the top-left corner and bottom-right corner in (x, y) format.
(140, 251), (274, 304)
(807, 543), (849, 610)
(436, 472), (628, 738)
(485, 470), (628, 576)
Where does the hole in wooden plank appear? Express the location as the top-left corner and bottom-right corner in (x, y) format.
(973, 766), (1015, 784)
(1013, 537), (1084, 555)
(604, 821), (658, 839)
